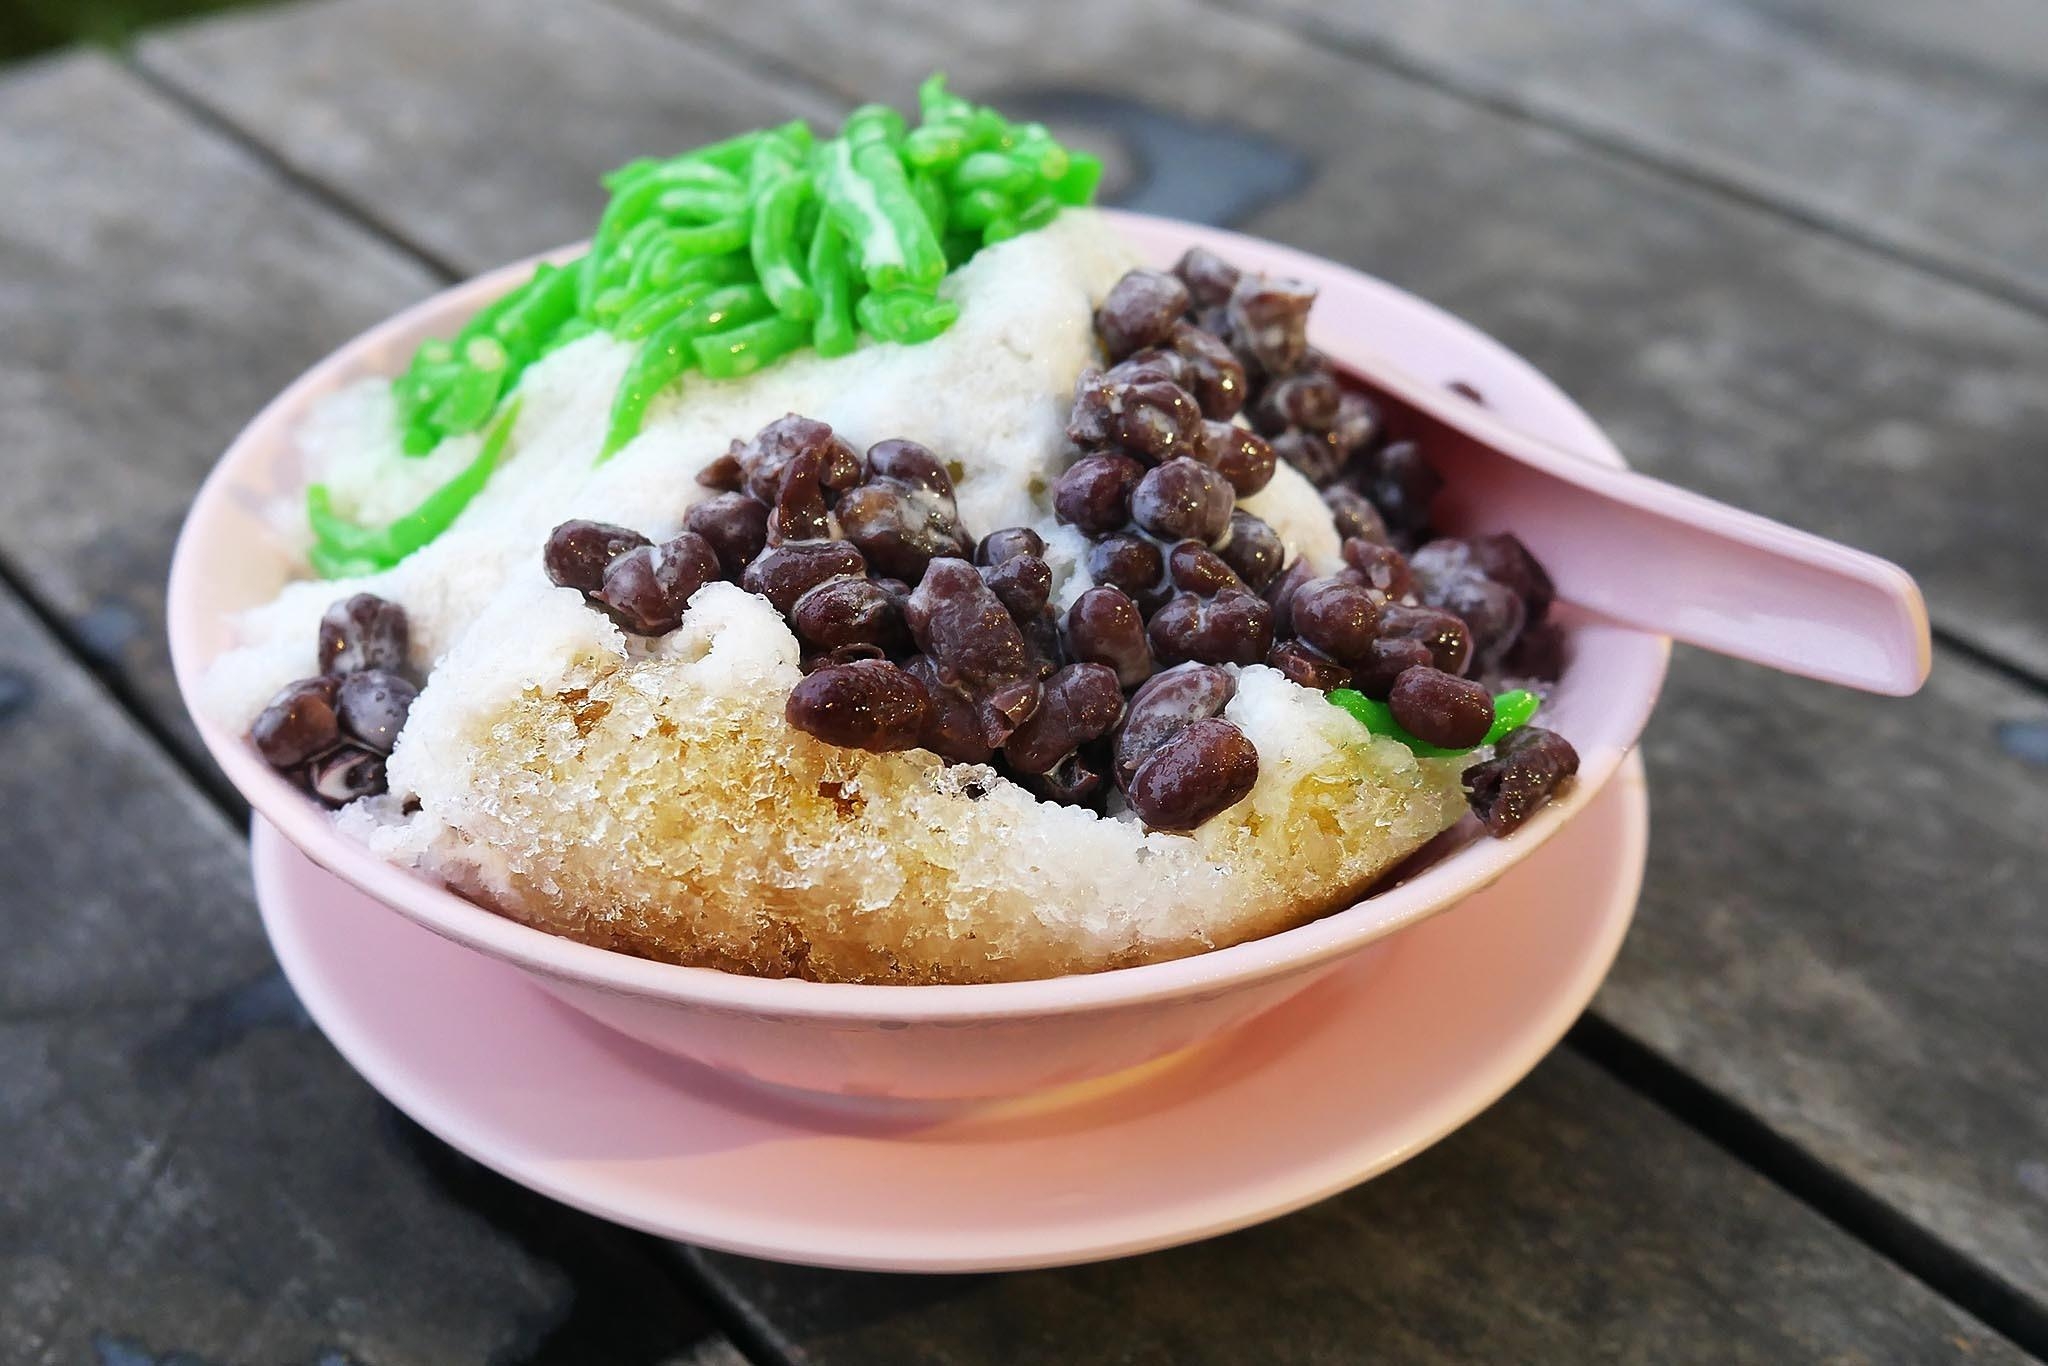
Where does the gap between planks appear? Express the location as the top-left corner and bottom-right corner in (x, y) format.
(1191, 0), (2048, 327)
(89, 29), (2048, 1359)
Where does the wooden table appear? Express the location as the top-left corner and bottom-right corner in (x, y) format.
(4, 1), (2044, 1360)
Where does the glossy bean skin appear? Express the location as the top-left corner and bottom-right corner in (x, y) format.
(1064, 585), (1153, 688)
(335, 669), (417, 755)
(1388, 665), (1494, 750)
(785, 659), (930, 752)
(1217, 510), (1285, 592)
(1147, 589), (1273, 667)
(1130, 458), (1234, 544)
(1465, 726), (1580, 835)
(685, 493), (770, 575)
(596, 532), (720, 635)
(1003, 663), (1124, 774)
(318, 593), (411, 676)
(1094, 268), (1190, 360)
(1124, 717), (1259, 831)
(251, 676), (342, 768)
(1289, 576), (1383, 664)
(1267, 639), (1352, 692)
(742, 540), (868, 613)
(1113, 663), (1234, 788)
(1053, 452), (1145, 535)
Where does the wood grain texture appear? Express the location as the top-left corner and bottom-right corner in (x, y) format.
(0, 586), (731, 1365)
(0, 585), (269, 1015)
(0, 51), (440, 769)
(621, 0), (2048, 680)
(684, 1054), (2022, 1365)
(1618, 645), (2048, 1303)
(1214, 0), (2048, 309)
(137, 0), (840, 276)
(126, 0), (2048, 1314)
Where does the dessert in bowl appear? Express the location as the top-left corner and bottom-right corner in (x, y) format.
(169, 82), (1667, 1097)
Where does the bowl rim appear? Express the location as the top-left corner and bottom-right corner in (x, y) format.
(168, 208), (1669, 1021)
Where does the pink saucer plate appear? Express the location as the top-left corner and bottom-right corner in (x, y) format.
(254, 754), (1647, 1272)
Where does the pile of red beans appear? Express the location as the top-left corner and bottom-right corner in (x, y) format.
(534, 249), (1574, 835)
(250, 593), (417, 806)
(245, 249), (1574, 837)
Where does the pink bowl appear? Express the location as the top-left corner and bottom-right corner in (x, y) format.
(167, 211), (1669, 1100)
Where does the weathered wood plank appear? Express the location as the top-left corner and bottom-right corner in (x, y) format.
(1619, 644), (2048, 1302)
(0, 581), (736, 1363)
(1218, 0), (2048, 310)
(609, 0), (2048, 678)
(0, 580), (269, 1015)
(125, 0), (2048, 1315)
(138, 0), (839, 276)
(683, 1053), (2024, 1365)
(0, 51), (442, 771)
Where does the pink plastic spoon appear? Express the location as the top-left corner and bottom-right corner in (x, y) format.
(1331, 355), (1932, 696)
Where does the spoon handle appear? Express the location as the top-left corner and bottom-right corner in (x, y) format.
(1339, 361), (1932, 696)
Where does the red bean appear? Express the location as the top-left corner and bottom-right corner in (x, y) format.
(1348, 635), (1435, 699)
(251, 676), (342, 768)
(1147, 589), (1272, 667)
(1086, 532), (1169, 611)
(835, 477), (969, 582)
(335, 668), (416, 755)
(1340, 536), (1412, 598)
(1329, 391), (1384, 460)
(737, 413), (862, 505)
(904, 557), (1031, 693)
(596, 532), (720, 635)
(695, 449), (745, 490)
(1365, 440), (1442, 535)
(1168, 321), (1246, 420)
(1065, 585), (1154, 688)
(1217, 510), (1285, 592)
(318, 593), (411, 676)
(1114, 663), (1234, 788)
(742, 540), (867, 613)
(1168, 540), (1246, 596)
(1388, 666), (1493, 749)
(1173, 246), (1241, 310)
(1269, 427), (1349, 488)
(1095, 269), (1190, 360)
(1468, 532), (1556, 624)
(791, 575), (909, 653)
(1226, 275), (1317, 375)
(1204, 423), (1276, 497)
(1053, 451), (1145, 535)
(973, 552), (1047, 623)
(1290, 577), (1383, 664)
(1267, 639), (1352, 692)
(1003, 663), (1125, 774)
(1028, 750), (1108, 806)
(1262, 559), (1318, 637)
(1068, 371), (1204, 463)
(865, 437), (954, 495)
(902, 654), (992, 763)
(974, 527), (1045, 566)
(785, 659), (929, 753)
(1131, 458), (1234, 544)
(308, 745), (387, 808)
(1323, 487), (1389, 547)
(1465, 726), (1579, 835)
(685, 493), (770, 576)
(1250, 367), (1342, 436)
(1125, 717), (1259, 831)
(1378, 602), (1473, 677)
